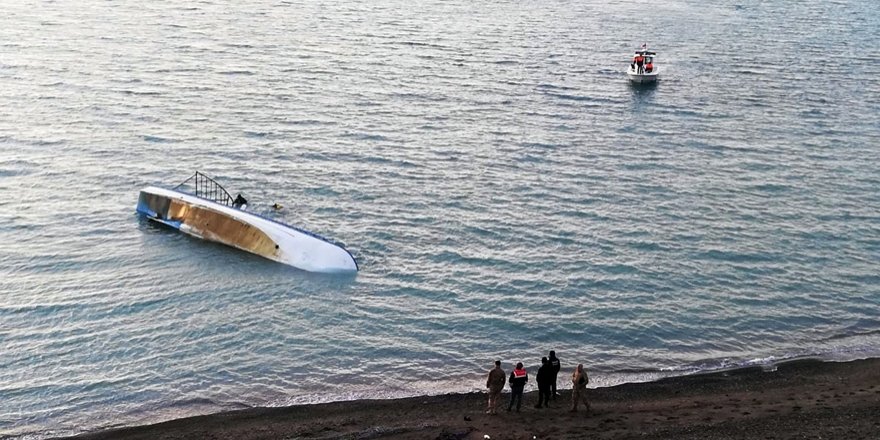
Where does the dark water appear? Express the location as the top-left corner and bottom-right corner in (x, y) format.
(1, 0), (879, 438)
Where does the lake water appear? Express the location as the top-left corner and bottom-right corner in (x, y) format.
(1, 0), (879, 438)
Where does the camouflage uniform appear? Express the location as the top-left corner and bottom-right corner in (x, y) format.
(486, 364), (506, 414)
(570, 364), (590, 413)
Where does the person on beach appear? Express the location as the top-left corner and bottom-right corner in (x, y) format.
(570, 364), (590, 413)
(485, 360), (506, 415)
(549, 350), (561, 400)
(535, 357), (552, 408)
(507, 362), (528, 412)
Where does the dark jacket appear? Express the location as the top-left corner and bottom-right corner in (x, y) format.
(508, 368), (528, 390)
(549, 355), (561, 377)
(536, 363), (553, 386)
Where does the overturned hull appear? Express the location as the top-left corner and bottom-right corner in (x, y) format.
(137, 186), (358, 273)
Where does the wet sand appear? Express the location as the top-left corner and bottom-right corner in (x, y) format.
(58, 357), (880, 440)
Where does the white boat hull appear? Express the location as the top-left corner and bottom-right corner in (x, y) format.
(137, 186), (358, 273)
(627, 67), (659, 83)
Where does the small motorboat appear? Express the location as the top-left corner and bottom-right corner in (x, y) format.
(627, 45), (659, 84)
(136, 172), (358, 273)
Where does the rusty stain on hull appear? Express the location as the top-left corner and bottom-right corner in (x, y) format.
(140, 191), (280, 259)
(138, 185), (358, 272)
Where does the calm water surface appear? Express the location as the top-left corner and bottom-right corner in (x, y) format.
(1, 0), (879, 438)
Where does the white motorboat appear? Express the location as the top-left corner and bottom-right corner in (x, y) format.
(136, 172), (358, 273)
(627, 47), (659, 84)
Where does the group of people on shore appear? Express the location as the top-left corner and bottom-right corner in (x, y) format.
(485, 350), (590, 415)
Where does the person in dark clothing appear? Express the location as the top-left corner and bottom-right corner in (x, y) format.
(507, 362), (528, 412)
(232, 193), (248, 209)
(535, 357), (552, 408)
(549, 350), (561, 400)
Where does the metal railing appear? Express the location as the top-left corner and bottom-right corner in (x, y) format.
(173, 171), (235, 206)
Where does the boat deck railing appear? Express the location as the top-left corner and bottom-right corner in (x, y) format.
(174, 171), (235, 206)
(167, 172), (358, 268)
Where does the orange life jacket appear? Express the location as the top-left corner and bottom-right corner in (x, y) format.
(513, 368), (527, 379)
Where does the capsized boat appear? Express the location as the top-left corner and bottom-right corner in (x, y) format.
(627, 46), (659, 84)
(136, 172), (358, 273)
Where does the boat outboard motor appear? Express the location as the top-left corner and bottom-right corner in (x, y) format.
(232, 193), (248, 209)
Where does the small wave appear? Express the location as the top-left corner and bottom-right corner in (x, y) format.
(489, 60), (519, 65)
(842, 273), (880, 285)
(555, 210), (609, 221)
(299, 152), (332, 161)
(0, 302), (86, 317)
(686, 141), (762, 154)
(823, 327), (880, 342)
(29, 138), (65, 146)
(244, 131), (269, 138)
(180, 86), (215, 92)
(153, 67), (201, 73)
(594, 263), (640, 275)
(304, 187), (342, 197)
(142, 135), (176, 143)
(218, 70), (255, 75)
(341, 132), (389, 142)
(109, 78), (143, 84)
(118, 90), (162, 96)
(693, 249), (776, 263)
(625, 241), (667, 252)
(544, 92), (591, 101)
(280, 119), (334, 126)
(166, 397), (222, 409)
(0, 163), (37, 177)
(428, 250), (512, 268)
(745, 183), (793, 193)
(521, 142), (562, 149)
(390, 92), (447, 102)
(394, 41), (449, 50)
(536, 83), (576, 91)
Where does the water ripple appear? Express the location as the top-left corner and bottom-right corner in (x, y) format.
(2, 0), (880, 438)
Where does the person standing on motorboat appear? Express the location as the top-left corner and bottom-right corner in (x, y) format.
(645, 57), (654, 73)
(634, 54), (645, 74)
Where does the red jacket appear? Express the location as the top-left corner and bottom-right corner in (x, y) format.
(508, 368), (528, 389)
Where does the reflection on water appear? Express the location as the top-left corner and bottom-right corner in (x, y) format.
(628, 78), (659, 108)
(2, 0), (879, 438)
